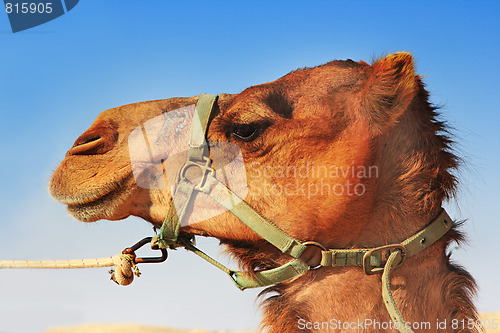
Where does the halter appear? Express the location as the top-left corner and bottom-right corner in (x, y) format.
(151, 94), (452, 332)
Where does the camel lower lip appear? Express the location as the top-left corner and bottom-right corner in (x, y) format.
(59, 173), (131, 206)
(66, 175), (133, 221)
(67, 190), (116, 210)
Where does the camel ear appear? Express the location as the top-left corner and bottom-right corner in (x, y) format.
(361, 52), (418, 134)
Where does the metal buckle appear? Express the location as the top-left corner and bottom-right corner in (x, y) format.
(180, 156), (215, 192)
(362, 244), (406, 275)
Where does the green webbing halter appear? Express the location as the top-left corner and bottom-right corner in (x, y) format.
(151, 94), (453, 333)
(153, 94), (218, 248)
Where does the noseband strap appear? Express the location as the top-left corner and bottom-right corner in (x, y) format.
(154, 94), (218, 248)
(151, 93), (453, 333)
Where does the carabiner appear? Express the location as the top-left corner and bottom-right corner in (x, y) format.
(121, 237), (168, 264)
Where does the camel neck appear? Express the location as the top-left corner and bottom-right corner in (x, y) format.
(262, 243), (453, 333)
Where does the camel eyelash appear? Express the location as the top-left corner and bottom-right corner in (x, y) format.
(228, 121), (272, 142)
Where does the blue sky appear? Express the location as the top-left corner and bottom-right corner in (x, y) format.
(0, 1), (499, 332)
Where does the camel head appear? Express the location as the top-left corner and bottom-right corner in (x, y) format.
(50, 52), (457, 255)
(50, 53), (475, 333)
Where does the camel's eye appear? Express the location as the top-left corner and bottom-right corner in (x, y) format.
(231, 123), (262, 141)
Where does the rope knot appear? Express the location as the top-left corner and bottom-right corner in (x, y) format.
(109, 253), (140, 286)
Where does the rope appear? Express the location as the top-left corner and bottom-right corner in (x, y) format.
(0, 253), (140, 286)
(382, 250), (414, 333)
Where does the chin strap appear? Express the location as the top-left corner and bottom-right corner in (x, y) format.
(152, 94), (453, 333)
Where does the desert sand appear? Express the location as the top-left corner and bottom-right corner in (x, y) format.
(44, 324), (255, 333)
(481, 313), (500, 333)
(44, 313), (499, 333)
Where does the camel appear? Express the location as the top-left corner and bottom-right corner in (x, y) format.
(49, 53), (480, 333)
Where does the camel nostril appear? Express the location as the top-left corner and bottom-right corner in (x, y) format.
(76, 135), (100, 146)
(68, 135), (104, 156)
(67, 124), (118, 156)
(74, 135), (102, 148)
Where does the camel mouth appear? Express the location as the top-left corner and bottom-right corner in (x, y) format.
(64, 174), (134, 222)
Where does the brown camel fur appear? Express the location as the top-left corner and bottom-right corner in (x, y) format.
(49, 53), (480, 333)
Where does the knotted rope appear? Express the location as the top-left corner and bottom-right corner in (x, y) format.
(110, 254), (141, 285)
(0, 237), (166, 285)
(0, 253), (140, 286)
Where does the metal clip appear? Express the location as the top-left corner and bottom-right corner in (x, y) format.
(122, 237), (168, 264)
